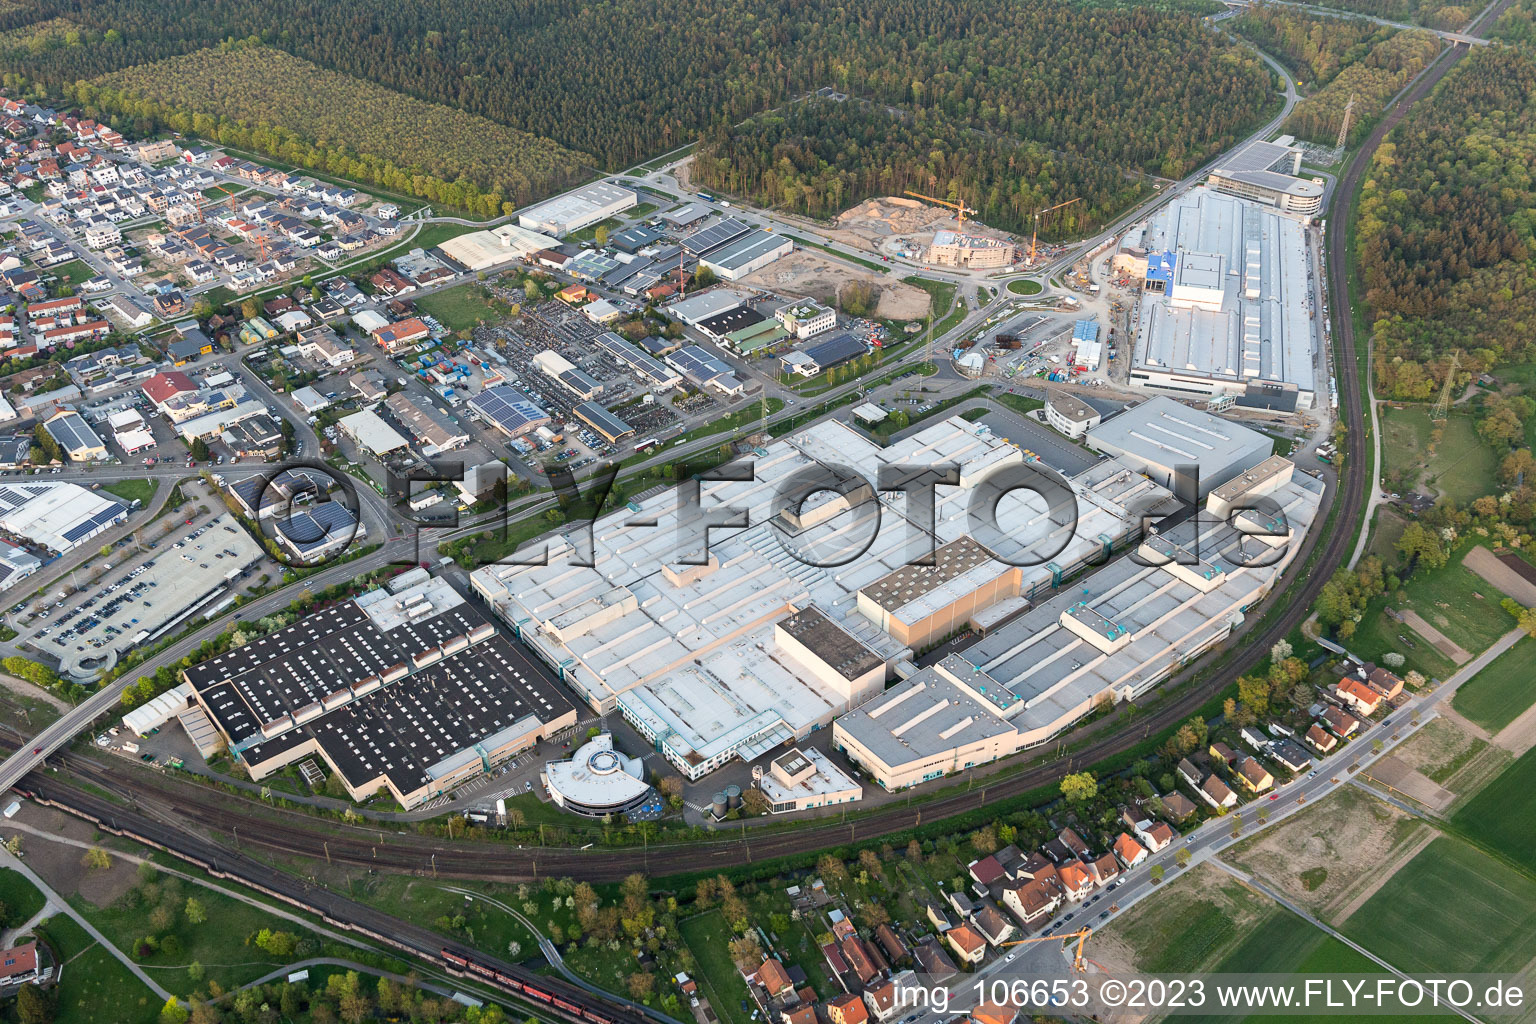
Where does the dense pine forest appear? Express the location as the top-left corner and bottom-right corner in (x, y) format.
(1233, 8), (1440, 147)
(691, 100), (1152, 237)
(0, 0), (1276, 216)
(82, 44), (595, 216)
(1233, 7), (1397, 87)
(1357, 43), (1536, 399)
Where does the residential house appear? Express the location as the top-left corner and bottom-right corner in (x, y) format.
(1001, 878), (1059, 926)
(1306, 723), (1338, 753)
(1160, 792), (1199, 822)
(1014, 851), (1055, 882)
(1320, 706), (1360, 738)
(1209, 742), (1238, 765)
(944, 924), (986, 966)
(821, 942), (852, 993)
(42, 319), (110, 345)
(1239, 726), (1271, 751)
(1270, 738), (1312, 773)
(371, 267), (415, 296)
(1113, 833), (1148, 869)
(863, 980), (900, 1022)
(946, 891), (976, 920)
(1235, 756), (1274, 793)
(873, 924), (908, 966)
(970, 904), (1016, 947)
(840, 936), (881, 987)
(1134, 821), (1175, 853)
(1199, 774), (1237, 810)
(0, 942), (41, 988)
(1365, 664), (1404, 699)
(1058, 828), (1090, 860)
(968, 1005), (1017, 1024)
(755, 958), (794, 1001)
(1335, 677), (1382, 716)
(967, 855), (1006, 889)
(826, 993), (869, 1024)
(297, 326), (354, 367)
(924, 902), (954, 933)
(1057, 860), (1095, 902)
(1088, 853), (1119, 886)
(1177, 758), (1202, 787)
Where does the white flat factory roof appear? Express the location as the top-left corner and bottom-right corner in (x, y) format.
(438, 224), (560, 271)
(968, 467), (1324, 744)
(1132, 187), (1316, 395)
(1087, 396), (1270, 479)
(339, 409), (411, 454)
(758, 746), (862, 804)
(838, 464), (1324, 764)
(472, 416), (1179, 772)
(665, 289), (744, 325)
(835, 655), (1020, 769)
(0, 481), (126, 552)
(519, 182), (636, 230)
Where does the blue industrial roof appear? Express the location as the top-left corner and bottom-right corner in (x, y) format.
(1145, 250), (1177, 285)
(1072, 320), (1099, 343)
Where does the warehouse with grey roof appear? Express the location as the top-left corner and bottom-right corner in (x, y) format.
(1085, 396), (1270, 498)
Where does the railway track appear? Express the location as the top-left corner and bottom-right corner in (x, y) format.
(11, 770), (651, 1024)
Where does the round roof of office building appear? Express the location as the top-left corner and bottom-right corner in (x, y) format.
(544, 734), (650, 813)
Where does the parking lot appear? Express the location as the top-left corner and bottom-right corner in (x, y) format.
(979, 406), (1100, 476)
(36, 511), (265, 677)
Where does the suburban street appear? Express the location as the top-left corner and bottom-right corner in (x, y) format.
(896, 627), (1524, 1021)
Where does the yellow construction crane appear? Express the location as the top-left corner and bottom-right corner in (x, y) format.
(903, 190), (976, 231)
(1030, 197), (1081, 263)
(998, 926), (1097, 972)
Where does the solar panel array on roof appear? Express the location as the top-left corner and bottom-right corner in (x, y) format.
(683, 217), (752, 256)
(62, 505), (126, 544)
(667, 345), (734, 386)
(802, 331), (866, 370)
(275, 501), (358, 554)
(574, 401), (634, 441)
(187, 579), (574, 804)
(44, 411), (103, 454)
(556, 367), (603, 398)
(595, 331), (681, 387)
(0, 486), (38, 510)
(470, 385), (549, 435)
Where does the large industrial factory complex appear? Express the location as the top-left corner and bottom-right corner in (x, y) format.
(1120, 184), (1319, 410)
(468, 402), (1309, 789)
(834, 453), (1321, 789)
